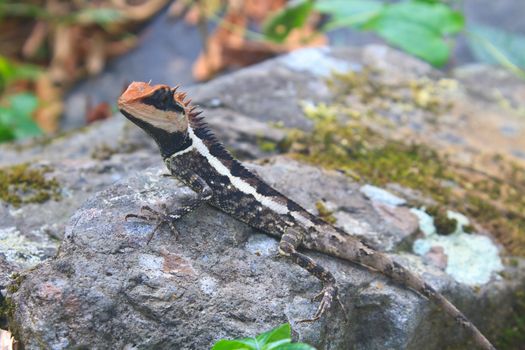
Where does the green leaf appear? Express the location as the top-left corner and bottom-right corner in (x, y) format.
(11, 63), (41, 81)
(263, 0), (314, 43)
(0, 93), (42, 140)
(12, 116), (42, 139)
(74, 7), (123, 25)
(313, 1), (463, 66)
(359, 1), (464, 66)
(413, 0), (443, 3)
(315, 0), (382, 17)
(273, 344), (317, 350)
(9, 93), (38, 117)
(0, 2), (46, 19)
(366, 2), (464, 36)
(0, 56), (14, 81)
(0, 121), (15, 143)
(0, 55), (41, 91)
(314, 0), (383, 30)
(256, 324), (291, 346)
(211, 339), (253, 350)
(467, 24), (525, 71)
(366, 17), (450, 66)
(211, 324), (316, 350)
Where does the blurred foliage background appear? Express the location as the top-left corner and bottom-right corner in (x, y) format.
(0, 0), (524, 143)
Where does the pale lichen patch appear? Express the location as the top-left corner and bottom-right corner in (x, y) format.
(411, 208), (503, 286)
(0, 227), (56, 269)
(245, 234), (278, 257)
(360, 184), (406, 207)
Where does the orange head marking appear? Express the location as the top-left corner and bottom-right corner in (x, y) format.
(118, 81), (188, 134)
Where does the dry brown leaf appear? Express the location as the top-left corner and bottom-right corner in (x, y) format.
(244, 0), (285, 23)
(1, 0), (167, 133)
(193, 3), (248, 80)
(280, 13), (327, 50)
(104, 35), (137, 57)
(85, 32), (106, 75)
(86, 101), (112, 124)
(192, 1), (325, 81)
(22, 21), (49, 59)
(35, 73), (63, 132)
(49, 24), (77, 85)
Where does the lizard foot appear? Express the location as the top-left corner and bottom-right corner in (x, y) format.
(298, 284), (338, 323)
(125, 205), (180, 243)
(279, 227), (347, 323)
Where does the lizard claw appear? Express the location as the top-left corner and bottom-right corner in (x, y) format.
(297, 284), (340, 323)
(125, 205), (180, 243)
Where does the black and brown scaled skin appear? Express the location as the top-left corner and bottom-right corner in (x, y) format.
(118, 82), (496, 350)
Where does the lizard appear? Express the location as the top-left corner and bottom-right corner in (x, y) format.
(117, 81), (496, 350)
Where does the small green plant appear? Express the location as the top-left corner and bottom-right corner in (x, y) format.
(211, 323), (316, 350)
(0, 55), (42, 143)
(264, 0), (464, 67)
(0, 55), (40, 90)
(0, 93), (41, 143)
(263, 0), (525, 78)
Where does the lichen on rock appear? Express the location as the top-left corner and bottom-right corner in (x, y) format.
(0, 227), (56, 269)
(281, 69), (525, 256)
(411, 208), (503, 286)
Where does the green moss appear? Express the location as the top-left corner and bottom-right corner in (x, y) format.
(0, 297), (17, 337)
(462, 224), (474, 234)
(507, 258), (519, 267)
(0, 273), (27, 342)
(280, 70), (525, 256)
(497, 291), (525, 349)
(257, 139), (278, 153)
(284, 108), (454, 204)
(90, 140), (141, 160)
(91, 143), (118, 160)
(425, 206), (457, 235)
(6, 273), (25, 294)
(327, 68), (454, 115)
(0, 298), (11, 324)
(315, 201), (337, 224)
(0, 163), (61, 207)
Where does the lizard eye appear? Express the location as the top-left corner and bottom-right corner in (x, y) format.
(141, 87), (184, 113)
(150, 88), (167, 101)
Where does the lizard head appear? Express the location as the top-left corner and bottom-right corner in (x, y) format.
(118, 81), (191, 157)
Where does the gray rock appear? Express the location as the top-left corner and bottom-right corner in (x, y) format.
(2, 45), (525, 349)
(5, 158), (523, 349)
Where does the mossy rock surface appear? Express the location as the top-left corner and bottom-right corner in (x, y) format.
(1, 46), (525, 349)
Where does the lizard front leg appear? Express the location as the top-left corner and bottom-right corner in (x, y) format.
(126, 174), (212, 243)
(279, 227), (344, 322)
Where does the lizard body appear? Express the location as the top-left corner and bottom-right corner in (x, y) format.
(118, 82), (495, 350)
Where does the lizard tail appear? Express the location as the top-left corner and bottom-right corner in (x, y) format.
(350, 243), (496, 350)
(310, 229), (496, 349)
